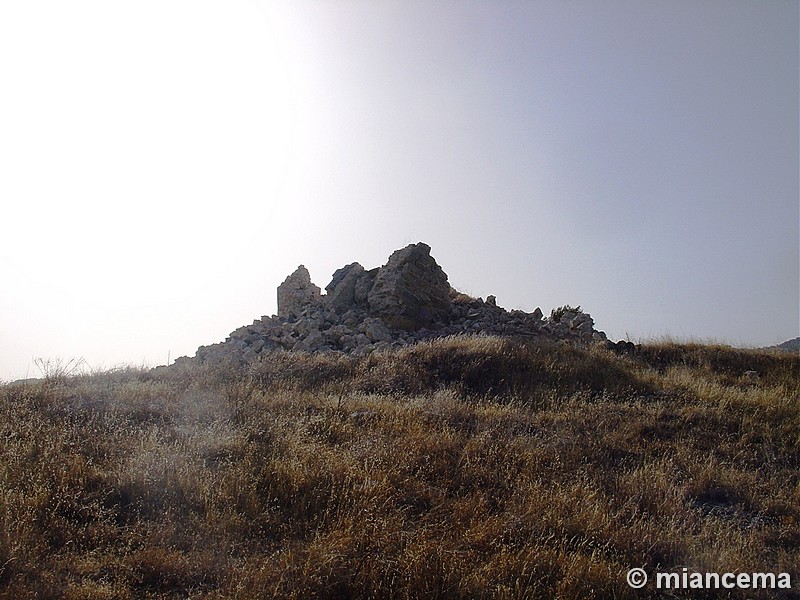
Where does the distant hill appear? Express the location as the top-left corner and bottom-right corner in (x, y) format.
(770, 337), (800, 352)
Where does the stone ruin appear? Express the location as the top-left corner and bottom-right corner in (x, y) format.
(182, 242), (609, 365)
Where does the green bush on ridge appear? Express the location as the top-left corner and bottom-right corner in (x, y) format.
(549, 305), (582, 323)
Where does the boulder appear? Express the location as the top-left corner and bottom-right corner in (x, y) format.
(277, 265), (321, 318)
(354, 268), (378, 308)
(362, 317), (393, 342)
(293, 329), (326, 352)
(325, 263), (365, 313)
(571, 313), (595, 333)
(367, 242), (452, 329)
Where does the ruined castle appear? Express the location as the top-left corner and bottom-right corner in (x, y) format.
(177, 243), (608, 366)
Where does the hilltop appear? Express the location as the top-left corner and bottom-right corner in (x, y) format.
(1, 243), (798, 598)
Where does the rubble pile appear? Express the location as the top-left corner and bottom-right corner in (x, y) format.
(179, 243), (608, 366)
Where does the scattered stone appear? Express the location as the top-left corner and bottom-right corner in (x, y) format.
(362, 317), (392, 343)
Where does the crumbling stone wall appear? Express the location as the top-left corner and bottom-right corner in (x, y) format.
(277, 265), (321, 318)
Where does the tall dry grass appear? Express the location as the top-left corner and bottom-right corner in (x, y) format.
(1, 337), (797, 598)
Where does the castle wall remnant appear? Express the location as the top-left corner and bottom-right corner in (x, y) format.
(277, 265), (321, 318)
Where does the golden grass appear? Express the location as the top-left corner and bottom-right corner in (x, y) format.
(1, 337), (797, 598)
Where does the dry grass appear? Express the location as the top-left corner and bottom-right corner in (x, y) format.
(1, 337), (798, 598)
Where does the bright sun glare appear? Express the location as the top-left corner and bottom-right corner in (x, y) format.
(0, 2), (301, 368)
(2, 1), (295, 289)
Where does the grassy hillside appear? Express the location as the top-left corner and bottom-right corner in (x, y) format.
(1, 337), (798, 599)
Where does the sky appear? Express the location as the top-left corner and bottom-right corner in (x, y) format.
(1, 0), (797, 380)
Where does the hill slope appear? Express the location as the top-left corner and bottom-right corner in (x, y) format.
(1, 338), (798, 599)
(774, 337), (800, 352)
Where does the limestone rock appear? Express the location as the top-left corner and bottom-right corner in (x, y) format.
(293, 329), (326, 352)
(571, 313), (595, 333)
(367, 242), (452, 329)
(354, 268), (378, 308)
(362, 317), (392, 342)
(325, 263), (365, 313)
(277, 265), (321, 318)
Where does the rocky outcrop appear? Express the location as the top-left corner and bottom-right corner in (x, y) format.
(179, 242), (610, 366)
(277, 265), (321, 318)
(367, 243), (451, 328)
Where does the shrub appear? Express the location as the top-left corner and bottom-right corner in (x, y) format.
(550, 305), (582, 323)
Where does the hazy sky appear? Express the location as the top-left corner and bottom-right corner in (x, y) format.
(1, 1), (797, 379)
